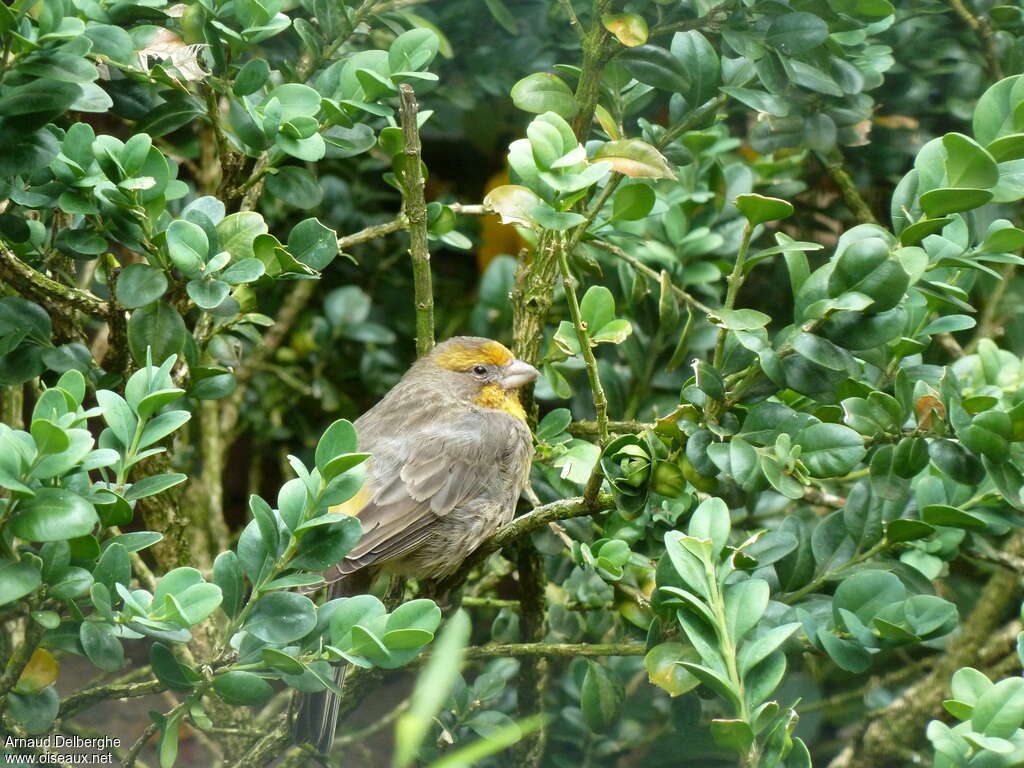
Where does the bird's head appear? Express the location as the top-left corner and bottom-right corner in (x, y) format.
(420, 336), (539, 419)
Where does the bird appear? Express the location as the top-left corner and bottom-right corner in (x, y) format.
(293, 336), (539, 753)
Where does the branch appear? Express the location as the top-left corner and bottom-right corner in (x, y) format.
(59, 679), (164, 720)
(440, 493), (615, 596)
(338, 215), (407, 251)
(590, 240), (714, 314)
(122, 720), (159, 768)
(0, 243), (109, 316)
(0, 606), (46, 711)
(948, 0), (1003, 80)
(512, 230), (561, 417)
(462, 642), (646, 660)
(514, 539), (549, 766)
(226, 721), (291, 768)
(965, 263), (1015, 354)
(398, 84), (435, 357)
(832, 531), (1024, 768)
(448, 203), (486, 216)
(221, 214), (408, 434)
(648, 4), (730, 38)
(568, 419), (650, 436)
(569, 0), (616, 141)
(819, 147), (877, 225)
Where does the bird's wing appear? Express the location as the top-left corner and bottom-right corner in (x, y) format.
(323, 416), (507, 580)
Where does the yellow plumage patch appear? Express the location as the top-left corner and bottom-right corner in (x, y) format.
(475, 383), (527, 421)
(434, 341), (513, 371)
(328, 484), (370, 517)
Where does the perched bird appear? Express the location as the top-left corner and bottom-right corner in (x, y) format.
(293, 336), (538, 753)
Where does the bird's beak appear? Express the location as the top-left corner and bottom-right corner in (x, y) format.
(502, 358), (539, 389)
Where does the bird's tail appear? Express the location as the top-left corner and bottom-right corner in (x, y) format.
(292, 575), (362, 753)
(293, 663), (348, 753)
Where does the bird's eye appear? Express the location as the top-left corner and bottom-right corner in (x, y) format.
(472, 365), (487, 376)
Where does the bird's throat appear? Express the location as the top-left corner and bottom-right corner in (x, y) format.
(475, 384), (527, 421)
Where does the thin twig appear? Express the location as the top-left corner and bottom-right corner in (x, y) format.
(568, 419), (650, 436)
(590, 240), (714, 314)
(965, 263), (1015, 354)
(398, 84), (435, 357)
(555, 234), (609, 443)
(122, 721), (159, 768)
(448, 203), (486, 216)
(59, 679), (164, 720)
(462, 642), (645, 660)
(438, 493), (615, 594)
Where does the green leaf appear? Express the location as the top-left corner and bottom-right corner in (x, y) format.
(766, 13), (829, 55)
(828, 237), (908, 312)
(972, 677), (1024, 737)
(580, 661), (624, 732)
(267, 84), (322, 120)
(0, 561), (42, 606)
(245, 592), (317, 643)
(216, 212), (268, 261)
(80, 621), (124, 671)
(12, 488), (98, 542)
(738, 623), (801, 677)
(510, 74), (579, 118)
(530, 204), (586, 230)
(643, 642), (699, 696)
(186, 278), (230, 310)
(735, 194), (794, 226)
(602, 13), (648, 47)
(165, 220), (208, 276)
(707, 308), (771, 331)
(213, 551), (245, 618)
(386, 599), (442, 636)
(288, 218), (339, 271)
(150, 642), (198, 692)
(172, 582), (223, 625)
(594, 139), (676, 180)
(580, 285), (616, 333)
(124, 474), (186, 502)
(795, 423), (866, 477)
(8, 687), (59, 735)
(621, 44), (690, 93)
(155, 711), (181, 768)
(920, 504), (987, 531)
(671, 30), (720, 104)
(922, 315), (976, 334)
(792, 332), (854, 372)
(30, 419), (69, 455)
(291, 517), (362, 570)
(213, 671), (274, 706)
(944, 133), (999, 188)
(127, 303), (187, 365)
(920, 187), (993, 217)
(953, 667), (994, 706)
(234, 58), (271, 96)
(315, 419), (359, 472)
(687, 497), (730, 556)
(973, 75), (1024, 146)
(612, 184), (656, 220)
(483, 184), (542, 228)
(885, 518), (935, 543)
(117, 264), (168, 309)
(710, 718), (755, 755)
(482, 0), (518, 34)
(265, 166), (323, 209)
